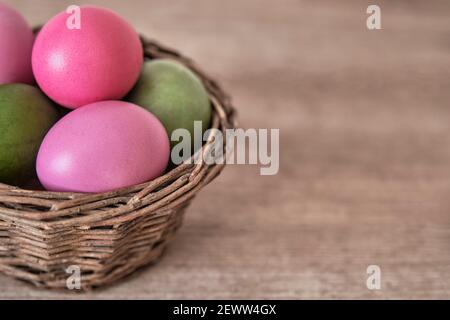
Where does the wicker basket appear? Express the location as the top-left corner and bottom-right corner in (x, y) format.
(0, 36), (237, 289)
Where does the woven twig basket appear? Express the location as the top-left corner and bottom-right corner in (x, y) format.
(0, 36), (236, 289)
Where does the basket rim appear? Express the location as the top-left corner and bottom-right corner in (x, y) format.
(0, 35), (237, 227)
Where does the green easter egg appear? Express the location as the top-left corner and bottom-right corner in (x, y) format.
(0, 84), (59, 185)
(128, 59), (211, 147)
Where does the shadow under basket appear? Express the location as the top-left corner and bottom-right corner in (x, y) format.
(0, 37), (237, 290)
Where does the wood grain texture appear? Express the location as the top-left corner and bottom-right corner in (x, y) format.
(1, 0), (450, 299)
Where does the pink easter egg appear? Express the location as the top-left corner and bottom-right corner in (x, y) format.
(36, 101), (170, 193)
(0, 2), (34, 84)
(32, 6), (143, 109)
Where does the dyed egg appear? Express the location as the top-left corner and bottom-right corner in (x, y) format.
(127, 60), (211, 147)
(32, 6), (143, 109)
(0, 84), (59, 185)
(0, 3), (34, 84)
(36, 101), (170, 193)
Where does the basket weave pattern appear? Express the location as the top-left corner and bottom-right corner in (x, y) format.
(0, 38), (236, 289)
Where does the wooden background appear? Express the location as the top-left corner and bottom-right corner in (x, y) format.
(1, 0), (450, 299)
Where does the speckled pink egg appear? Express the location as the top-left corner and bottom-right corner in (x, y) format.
(36, 101), (170, 193)
(0, 2), (34, 84)
(32, 6), (143, 109)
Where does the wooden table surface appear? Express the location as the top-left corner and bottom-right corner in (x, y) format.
(1, 0), (450, 299)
